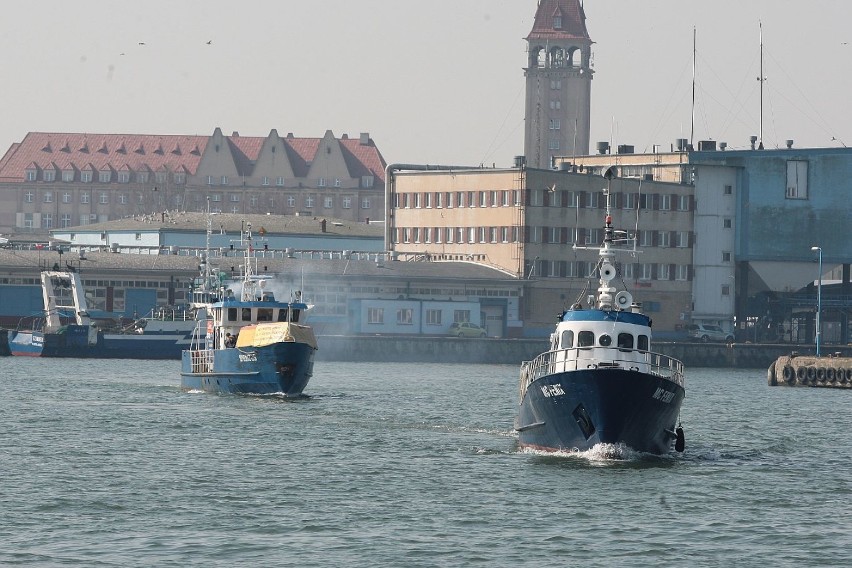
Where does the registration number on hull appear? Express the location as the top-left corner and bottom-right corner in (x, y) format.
(540, 384), (566, 397)
(652, 387), (675, 403)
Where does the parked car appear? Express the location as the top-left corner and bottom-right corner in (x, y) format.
(687, 323), (734, 343)
(448, 322), (487, 338)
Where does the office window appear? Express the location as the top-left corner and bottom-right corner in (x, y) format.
(60, 213), (71, 228)
(677, 231), (690, 247)
(81, 193), (90, 204)
(397, 309), (413, 325)
(676, 265), (689, 281)
(722, 251), (731, 262)
(453, 310), (471, 323)
(640, 263), (653, 280)
(367, 308), (384, 324)
(361, 198), (371, 209)
(660, 194), (671, 210)
(262, 176), (270, 186)
(343, 196), (352, 209)
(426, 309), (442, 325)
(286, 195), (296, 208)
(324, 196), (333, 209)
(100, 193), (108, 204)
(723, 218), (732, 229)
(658, 264), (670, 280)
(677, 195), (690, 211)
(305, 195), (314, 208)
(43, 192), (53, 203)
(658, 231), (671, 247)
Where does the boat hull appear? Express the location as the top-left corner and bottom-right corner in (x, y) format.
(7, 325), (192, 359)
(180, 341), (316, 397)
(516, 368), (684, 454)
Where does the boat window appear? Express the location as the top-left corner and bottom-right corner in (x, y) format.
(577, 331), (594, 347)
(291, 309), (300, 323)
(617, 333), (634, 350)
(599, 334), (612, 347)
(227, 308), (238, 322)
(277, 309), (288, 322)
(241, 308), (252, 321)
(637, 335), (649, 351)
(561, 329), (574, 348)
(257, 308), (273, 321)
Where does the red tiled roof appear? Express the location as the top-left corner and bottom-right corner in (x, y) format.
(0, 130), (387, 183)
(527, 0), (590, 42)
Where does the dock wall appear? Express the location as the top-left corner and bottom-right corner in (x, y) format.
(314, 336), (834, 369)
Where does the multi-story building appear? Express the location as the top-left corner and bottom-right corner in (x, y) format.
(387, 165), (695, 336)
(555, 142), (852, 344)
(0, 128), (386, 236)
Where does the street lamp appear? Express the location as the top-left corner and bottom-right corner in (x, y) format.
(811, 246), (822, 357)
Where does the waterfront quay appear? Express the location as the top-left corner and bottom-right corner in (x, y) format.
(315, 335), (825, 369)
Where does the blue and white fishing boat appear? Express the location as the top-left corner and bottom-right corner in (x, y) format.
(516, 170), (686, 455)
(180, 223), (317, 396)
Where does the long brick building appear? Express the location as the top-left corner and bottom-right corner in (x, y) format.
(0, 127), (386, 236)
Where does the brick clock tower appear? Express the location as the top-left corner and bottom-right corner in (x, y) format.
(524, 0), (593, 169)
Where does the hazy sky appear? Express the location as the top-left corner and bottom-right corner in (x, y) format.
(2, 1), (849, 168)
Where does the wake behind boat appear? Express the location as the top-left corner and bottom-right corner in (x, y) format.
(180, 222), (317, 397)
(515, 169), (686, 455)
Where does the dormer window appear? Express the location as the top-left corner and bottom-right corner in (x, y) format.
(99, 171), (111, 183)
(62, 170), (74, 182)
(553, 16), (562, 29)
(26, 169), (37, 181)
(118, 172), (130, 183)
(44, 170), (56, 182)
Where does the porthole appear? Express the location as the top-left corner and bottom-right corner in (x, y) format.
(599, 334), (612, 347)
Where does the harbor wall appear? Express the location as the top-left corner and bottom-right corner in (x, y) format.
(314, 336), (834, 368)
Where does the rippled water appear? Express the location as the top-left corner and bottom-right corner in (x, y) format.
(1, 358), (851, 567)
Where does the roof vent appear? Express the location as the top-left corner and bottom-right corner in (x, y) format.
(596, 141), (610, 155)
(786, 139), (794, 149)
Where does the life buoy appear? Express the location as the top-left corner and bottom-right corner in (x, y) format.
(826, 368), (837, 383)
(807, 366), (817, 381)
(783, 365), (795, 383)
(816, 367), (827, 382)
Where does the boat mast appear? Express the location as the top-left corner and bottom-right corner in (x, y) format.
(596, 171), (617, 310)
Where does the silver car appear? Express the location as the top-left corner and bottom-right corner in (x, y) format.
(687, 324), (734, 343)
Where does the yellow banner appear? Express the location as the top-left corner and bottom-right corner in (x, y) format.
(235, 322), (317, 349)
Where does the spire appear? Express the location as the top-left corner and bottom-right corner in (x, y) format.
(527, 0), (590, 41)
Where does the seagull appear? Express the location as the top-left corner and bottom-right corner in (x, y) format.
(206, 40), (212, 45)
(138, 42), (146, 45)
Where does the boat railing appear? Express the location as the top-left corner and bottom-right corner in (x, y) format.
(519, 346), (684, 399)
(187, 349), (215, 373)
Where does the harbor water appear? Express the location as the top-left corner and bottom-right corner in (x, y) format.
(2, 358), (851, 567)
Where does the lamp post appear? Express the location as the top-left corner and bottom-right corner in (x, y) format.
(811, 246), (822, 357)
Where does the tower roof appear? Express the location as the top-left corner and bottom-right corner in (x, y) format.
(527, 0), (590, 42)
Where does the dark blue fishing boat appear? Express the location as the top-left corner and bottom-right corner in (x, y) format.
(180, 223), (317, 396)
(7, 270), (195, 359)
(516, 170), (685, 455)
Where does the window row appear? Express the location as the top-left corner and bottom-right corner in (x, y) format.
(26, 169), (186, 185)
(528, 260), (693, 281)
(396, 190), (521, 209)
(367, 307), (472, 325)
(528, 190), (693, 212)
(396, 226), (692, 248)
(24, 191), (372, 210)
(558, 329), (650, 352)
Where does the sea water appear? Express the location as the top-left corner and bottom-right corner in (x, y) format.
(1, 358), (850, 567)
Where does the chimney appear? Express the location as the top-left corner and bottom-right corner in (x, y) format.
(359, 132), (370, 145)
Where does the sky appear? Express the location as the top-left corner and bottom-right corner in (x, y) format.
(1, 1), (849, 168)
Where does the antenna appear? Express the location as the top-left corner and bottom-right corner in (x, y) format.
(690, 26), (696, 148)
(759, 21), (763, 147)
